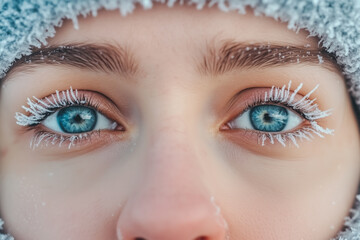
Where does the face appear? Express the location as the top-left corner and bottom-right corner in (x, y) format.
(0, 3), (359, 240)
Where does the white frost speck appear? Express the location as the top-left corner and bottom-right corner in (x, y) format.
(356, 194), (360, 201)
(317, 54), (324, 64)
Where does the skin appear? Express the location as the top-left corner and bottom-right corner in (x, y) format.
(1, 3), (360, 240)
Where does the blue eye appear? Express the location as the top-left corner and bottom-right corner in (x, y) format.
(229, 104), (303, 132)
(250, 105), (288, 132)
(57, 106), (97, 133)
(42, 106), (116, 134)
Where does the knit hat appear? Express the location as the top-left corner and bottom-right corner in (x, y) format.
(1, 1), (360, 239)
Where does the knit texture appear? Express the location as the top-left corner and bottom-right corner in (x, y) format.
(0, 0), (360, 239)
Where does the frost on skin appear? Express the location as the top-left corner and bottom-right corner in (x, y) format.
(318, 54), (324, 64)
(260, 80), (334, 147)
(210, 196), (230, 240)
(0, 218), (14, 240)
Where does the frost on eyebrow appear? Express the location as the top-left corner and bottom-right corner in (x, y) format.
(259, 80), (334, 147)
(198, 42), (340, 77)
(1, 43), (140, 85)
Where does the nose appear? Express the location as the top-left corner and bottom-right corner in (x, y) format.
(116, 127), (228, 240)
(117, 194), (227, 240)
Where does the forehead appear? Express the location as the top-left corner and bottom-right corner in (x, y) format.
(50, 3), (318, 51)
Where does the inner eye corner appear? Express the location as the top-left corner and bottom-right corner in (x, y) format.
(219, 121), (231, 131)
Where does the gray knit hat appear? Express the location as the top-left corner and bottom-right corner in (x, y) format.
(1, 1), (360, 239)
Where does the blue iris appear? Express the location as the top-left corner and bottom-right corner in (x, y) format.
(249, 105), (288, 132)
(57, 106), (97, 133)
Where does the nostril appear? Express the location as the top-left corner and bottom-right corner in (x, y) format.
(134, 237), (207, 240)
(195, 237), (207, 240)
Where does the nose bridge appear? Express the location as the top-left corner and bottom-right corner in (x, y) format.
(116, 119), (227, 240)
(139, 117), (205, 207)
(144, 110), (201, 172)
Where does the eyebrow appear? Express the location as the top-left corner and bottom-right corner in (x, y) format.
(2, 43), (139, 83)
(197, 40), (341, 77)
(2, 40), (340, 84)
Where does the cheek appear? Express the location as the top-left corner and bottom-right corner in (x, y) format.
(0, 158), (49, 237)
(0, 148), (126, 239)
(215, 132), (360, 239)
(1, 183), (117, 239)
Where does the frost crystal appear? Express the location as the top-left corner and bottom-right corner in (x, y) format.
(15, 87), (86, 126)
(317, 54), (324, 64)
(259, 80), (334, 147)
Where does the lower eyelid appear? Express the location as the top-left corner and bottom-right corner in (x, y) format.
(220, 123), (312, 151)
(29, 128), (128, 153)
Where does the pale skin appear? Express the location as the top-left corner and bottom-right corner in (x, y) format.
(0, 3), (360, 240)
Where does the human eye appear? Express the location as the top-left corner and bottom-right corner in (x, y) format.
(15, 87), (126, 150)
(221, 81), (335, 148)
(230, 104), (303, 132)
(42, 105), (116, 134)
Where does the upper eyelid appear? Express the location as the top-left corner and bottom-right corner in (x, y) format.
(15, 87), (86, 126)
(226, 82), (329, 120)
(14, 88), (125, 129)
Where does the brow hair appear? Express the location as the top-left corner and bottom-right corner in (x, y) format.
(198, 40), (341, 77)
(2, 43), (139, 83)
(2, 40), (341, 85)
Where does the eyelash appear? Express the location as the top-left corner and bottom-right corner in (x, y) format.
(16, 81), (333, 150)
(15, 87), (121, 150)
(225, 80), (334, 147)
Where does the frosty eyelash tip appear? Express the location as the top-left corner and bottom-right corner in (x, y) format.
(15, 86), (86, 127)
(258, 80), (334, 148)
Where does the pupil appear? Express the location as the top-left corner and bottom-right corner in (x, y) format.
(263, 113), (272, 123)
(73, 114), (84, 124)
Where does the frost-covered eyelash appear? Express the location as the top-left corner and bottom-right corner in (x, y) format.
(29, 130), (96, 150)
(15, 87), (101, 149)
(256, 80), (334, 147)
(15, 86), (86, 126)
